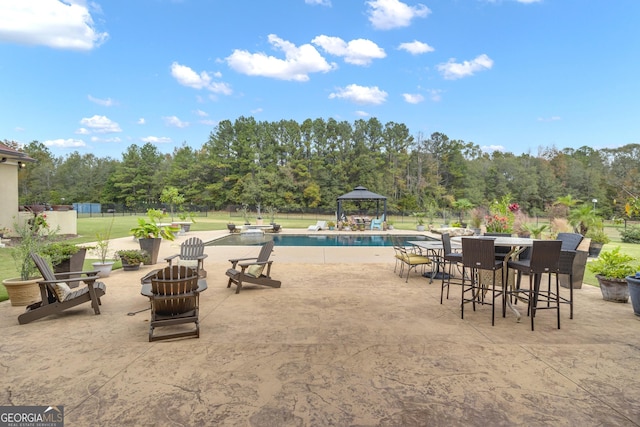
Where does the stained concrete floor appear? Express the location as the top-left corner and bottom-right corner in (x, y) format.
(1, 230), (639, 426)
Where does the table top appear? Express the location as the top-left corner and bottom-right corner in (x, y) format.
(451, 235), (534, 247)
(407, 240), (445, 250)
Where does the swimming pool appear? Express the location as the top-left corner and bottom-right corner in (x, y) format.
(207, 234), (436, 247)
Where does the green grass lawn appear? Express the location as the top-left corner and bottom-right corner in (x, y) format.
(1, 214), (638, 302)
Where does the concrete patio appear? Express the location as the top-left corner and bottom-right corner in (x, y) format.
(1, 230), (639, 426)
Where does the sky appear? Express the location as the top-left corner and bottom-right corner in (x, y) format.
(1, 0), (639, 159)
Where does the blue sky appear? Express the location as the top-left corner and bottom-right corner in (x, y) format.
(1, 0), (638, 159)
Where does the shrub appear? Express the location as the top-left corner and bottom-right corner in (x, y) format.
(620, 226), (640, 244)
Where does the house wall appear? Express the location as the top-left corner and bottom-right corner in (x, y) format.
(0, 160), (19, 234)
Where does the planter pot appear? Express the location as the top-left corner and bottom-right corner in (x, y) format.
(121, 260), (141, 271)
(589, 242), (604, 258)
(559, 250), (589, 290)
(471, 227), (482, 236)
(139, 237), (161, 265)
(596, 275), (629, 303)
(53, 248), (87, 281)
(388, 225), (394, 230)
(416, 225), (426, 232)
(627, 275), (640, 316)
(2, 277), (42, 306)
(227, 224), (236, 233)
(181, 224), (191, 232)
(256, 218), (264, 225)
(92, 261), (115, 278)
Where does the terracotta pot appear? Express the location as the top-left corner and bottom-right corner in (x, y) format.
(596, 275), (629, 303)
(2, 277), (42, 306)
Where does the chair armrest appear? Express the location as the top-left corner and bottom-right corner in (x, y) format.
(53, 270), (99, 278)
(164, 254), (180, 262)
(238, 260), (269, 268)
(229, 257), (258, 268)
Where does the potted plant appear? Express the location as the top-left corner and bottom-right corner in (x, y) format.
(115, 249), (148, 271)
(386, 220), (394, 230)
(626, 272), (640, 316)
(469, 208), (484, 235)
(327, 221), (336, 230)
(130, 209), (178, 265)
(2, 218), (54, 306)
(41, 240), (87, 279)
(413, 212), (426, 231)
(91, 218), (115, 277)
(585, 226), (610, 258)
(587, 247), (636, 302)
(227, 223), (237, 233)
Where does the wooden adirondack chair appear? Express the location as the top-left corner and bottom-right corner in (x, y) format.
(18, 252), (106, 325)
(164, 237), (208, 278)
(146, 265), (204, 342)
(226, 240), (281, 294)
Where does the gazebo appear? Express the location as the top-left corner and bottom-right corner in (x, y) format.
(336, 186), (387, 222)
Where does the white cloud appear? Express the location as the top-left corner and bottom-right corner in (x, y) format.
(137, 118), (145, 125)
(88, 95), (115, 106)
(355, 110), (370, 117)
(428, 89), (443, 102)
(398, 40), (434, 55)
(170, 62), (232, 95)
(517, 0), (542, 3)
(312, 36), (385, 66)
(537, 116), (561, 122)
(79, 115), (122, 133)
(194, 109), (208, 117)
(163, 116), (189, 128)
(0, 0), (108, 50)
(305, 0), (331, 5)
(75, 127), (90, 135)
(90, 136), (121, 143)
(142, 136), (172, 144)
(367, 0), (430, 30)
(329, 84), (387, 105)
(226, 34), (337, 81)
(437, 54), (494, 79)
(482, 144), (505, 153)
(402, 93), (424, 104)
(44, 138), (86, 148)
(200, 119), (216, 126)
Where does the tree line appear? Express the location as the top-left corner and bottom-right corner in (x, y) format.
(6, 116), (640, 220)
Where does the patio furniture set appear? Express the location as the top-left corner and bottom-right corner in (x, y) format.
(395, 232), (586, 330)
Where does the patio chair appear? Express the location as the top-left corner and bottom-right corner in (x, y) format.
(164, 236), (208, 278)
(461, 238), (505, 326)
(507, 240), (562, 331)
(307, 221), (327, 231)
(226, 240), (281, 293)
(370, 215), (384, 230)
(18, 252), (106, 325)
(148, 266), (202, 342)
(440, 233), (463, 304)
(395, 243), (432, 283)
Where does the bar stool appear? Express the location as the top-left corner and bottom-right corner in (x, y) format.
(507, 240), (562, 331)
(440, 233), (463, 304)
(461, 237), (505, 326)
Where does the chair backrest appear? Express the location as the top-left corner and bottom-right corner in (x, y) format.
(556, 233), (583, 251)
(442, 233), (453, 255)
(151, 266), (199, 315)
(257, 240), (275, 262)
(529, 240), (562, 273)
(462, 238), (497, 270)
(31, 252), (56, 282)
(180, 237), (204, 260)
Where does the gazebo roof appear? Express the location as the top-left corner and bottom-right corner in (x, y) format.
(337, 186), (387, 201)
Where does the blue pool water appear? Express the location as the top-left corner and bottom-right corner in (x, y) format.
(207, 234), (436, 247)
